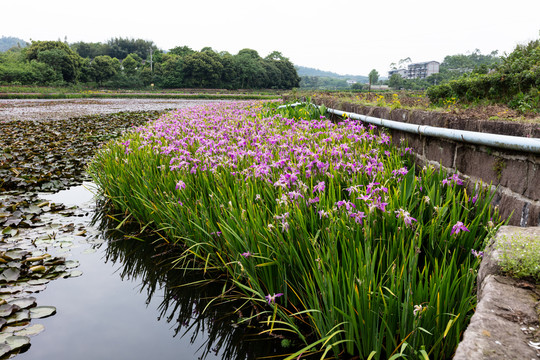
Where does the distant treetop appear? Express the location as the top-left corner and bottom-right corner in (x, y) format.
(0, 36), (28, 52)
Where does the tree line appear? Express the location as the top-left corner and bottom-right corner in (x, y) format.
(0, 38), (300, 89)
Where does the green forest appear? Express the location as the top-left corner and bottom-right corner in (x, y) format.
(0, 37), (300, 89)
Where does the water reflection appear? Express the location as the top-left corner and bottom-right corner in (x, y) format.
(96, 212), (288, 360)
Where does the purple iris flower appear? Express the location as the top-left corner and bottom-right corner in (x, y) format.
(265, 293), (283, 304)
(451, 221), (469, 235)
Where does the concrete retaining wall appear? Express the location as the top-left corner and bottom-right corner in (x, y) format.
(310, 97), (540, 227)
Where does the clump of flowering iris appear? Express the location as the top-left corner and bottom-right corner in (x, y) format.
(442, 173), (464, 187)
(89, 101), (501, 360)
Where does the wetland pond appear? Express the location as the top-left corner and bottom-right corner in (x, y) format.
(13, 183), (283, 360)
(0, 100), (288, 360)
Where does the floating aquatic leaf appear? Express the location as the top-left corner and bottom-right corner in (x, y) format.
(24, 284), (47, 293)
(8, 297), (36, 309)
(5, 335), (30, 352)
(6, 309), (30, 324)
(43, 258), (65, 266)
(33, 239), (52, 246)
(0, 268), (20, 282)
(23, 254), (51, 263)
(82, 248), (97, 254)
(4, 250), (28, 261)
(26, 279), (49, 286)
(1, 227), (13, 235)
(0, 285), (24, 294)
(0, 304), (19, 317)
(24, 205), (42, 215)
(4, 324), (30, 333)
(0, 333), (13, 343)
(29, 306), (56, 319)
(53, 265), (67, 273)
(64, 260), (79, 269)
(0, 343), (11, 357)
(15, 323), (45, 337)
(28, 265), (47, 273)
(67, 270), (83, 278)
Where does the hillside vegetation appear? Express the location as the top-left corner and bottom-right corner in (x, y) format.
(427, 38), (540, 113)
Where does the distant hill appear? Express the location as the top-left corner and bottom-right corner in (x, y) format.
(0, 36), (28, 52)
(296, 65), (368, 83)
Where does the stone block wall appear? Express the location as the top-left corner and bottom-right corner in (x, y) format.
(310, 97), (540, 226)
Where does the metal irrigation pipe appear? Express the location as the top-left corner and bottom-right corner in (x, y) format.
(278, 102), (540, 154)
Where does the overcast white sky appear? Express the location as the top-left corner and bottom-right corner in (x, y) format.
(2, 0), (539, 77)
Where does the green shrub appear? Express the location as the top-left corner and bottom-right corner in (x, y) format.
(427, 37), (540, 112)
(497, 232), (540, 281)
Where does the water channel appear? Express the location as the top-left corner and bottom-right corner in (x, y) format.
(1, 100), (293, 359)
(11, 183), (286, 360)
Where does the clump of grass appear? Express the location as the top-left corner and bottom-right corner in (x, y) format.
(497, 233), (540, 281)
(89, 100), (502, 359)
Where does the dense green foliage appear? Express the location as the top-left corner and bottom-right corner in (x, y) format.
(90, 101), (501, 359)
(0, 38), (300, 90)
(427, 40), (540, 112)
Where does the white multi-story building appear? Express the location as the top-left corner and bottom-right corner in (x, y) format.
(388, 61), (440, 79)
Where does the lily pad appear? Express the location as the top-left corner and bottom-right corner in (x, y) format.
(15, 323), (45, 337)
(0, 285), (24, 294)
(29, 306), (56, 319)
(0, 333), (13, 343)
(8, 297), (36, 309)
(24, 284), (47, 293)
(68, 270), (83, 278)
(6, 309), (30, 324)
(53, 265), (67, 272)
(28, 265), (47, 273)
(26, 279), (49, 286)
(5, 335), (30, 352)
(4, 250), (27, 261)
(0, 303), (19, 317)
(64, 260), (79, 269)
(0, 268), (20, 282)
(0, 343), (11, 357)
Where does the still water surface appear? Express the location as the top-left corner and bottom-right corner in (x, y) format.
(15, 183), (228, 360)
